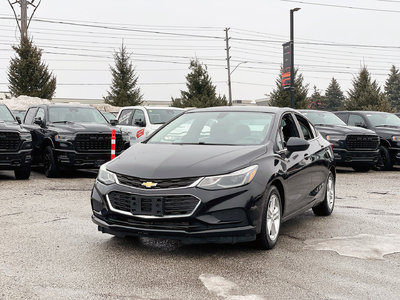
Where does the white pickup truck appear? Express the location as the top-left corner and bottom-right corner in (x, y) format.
(116, 106), (184, 144)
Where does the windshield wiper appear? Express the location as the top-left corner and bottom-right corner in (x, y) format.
(375, 124), (400, 128)
(51, 121), (74, 124)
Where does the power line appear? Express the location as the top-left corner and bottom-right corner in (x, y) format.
(281, 0), (400, 13)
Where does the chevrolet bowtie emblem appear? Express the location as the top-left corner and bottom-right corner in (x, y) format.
(142, 181), (158, 188)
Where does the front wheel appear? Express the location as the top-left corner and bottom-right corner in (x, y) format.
(257, 186), (282, 250)
(43, 146), (59, 178)
(375, 146), (392, 171)
(312, 172), (335, 216)
(14, 166), (31, 180)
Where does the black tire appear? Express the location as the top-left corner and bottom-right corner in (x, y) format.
(352, 165), (371, 172)
(312, 171), (335, 216)
(256, 186), (282, 250)
(14, 166), (31, 180)
(43, 146), (59, 178)
(375, 146), (393, 171)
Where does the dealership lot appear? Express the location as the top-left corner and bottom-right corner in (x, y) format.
(1, 168), (400, 299)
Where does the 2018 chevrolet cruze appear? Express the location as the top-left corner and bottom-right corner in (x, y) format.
(91, 107), (335, 249)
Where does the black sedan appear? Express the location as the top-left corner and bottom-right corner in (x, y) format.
(91, 107), (335, 249)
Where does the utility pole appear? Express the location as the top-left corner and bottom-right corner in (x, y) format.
(225, 28), (232, 106)
(20, 0), (28, 39)
(7, 0), (41, 40)
(290, 8), (301, 108)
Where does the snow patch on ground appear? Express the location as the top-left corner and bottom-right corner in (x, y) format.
(199, 274), (264, 300)
(304, 233), (400, 260)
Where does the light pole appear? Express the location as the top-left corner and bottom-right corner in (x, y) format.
(290, 7), (301, 108)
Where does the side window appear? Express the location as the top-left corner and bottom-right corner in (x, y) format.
(35, 108), (45, 121)
(132, 109), (146, 126)
(24, 107), (37, 124)
(296, 115), (315, 140)
(348, 114), (366, 127)
(280, 114), (300, 147)
(118, 109), (133, 125)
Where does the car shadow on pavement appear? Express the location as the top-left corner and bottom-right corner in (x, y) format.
(31, 167), (98, 179)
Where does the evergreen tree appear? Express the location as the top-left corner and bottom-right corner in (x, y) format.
(324, 77), (345, 111)
(8, 36), (56, 99)
(308, 86), (325, 109)
(345, 67), (393, 112)
(104, 43), (143, 106)
(171, 59), (227, 108)
(269, 68), (309, 108)
(384, 65), (400, 111)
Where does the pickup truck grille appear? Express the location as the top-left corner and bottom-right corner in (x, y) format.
(115, 173), (200, 189)
(346, 135), (379, 150)
(107, 191), (200, 217)
(75, 133), (123, 152)
(0, 131), (20, 151)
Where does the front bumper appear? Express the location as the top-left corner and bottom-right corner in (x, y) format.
(388, 147), (400, 164)
(0, 149), (31, 170)
(90, 180), (266, 244)
(333, 148), (379, 166)
(54, 149), (123, 169)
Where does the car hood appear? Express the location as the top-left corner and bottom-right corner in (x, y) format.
(107, 143), (267, 178)
(315, 124), (376, 137)
(48, 122), (121, 134)
(0, 121), (28, 133)
(373, 126), (400, 137)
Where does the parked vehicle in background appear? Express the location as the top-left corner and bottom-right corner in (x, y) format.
(22, 104), (130, 177)
(395, 113), (400, 118)
(91, 107), (335, 249)
(300, 110), (379, 172)
(101, 111), (117, 123)
(116, 106), (184, 144)
(11, 110), (26, 121)
(0, 104), (32, 179)
(335, 111), (400, 170)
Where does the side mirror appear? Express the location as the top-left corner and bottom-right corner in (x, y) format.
(34, 117), (44, 127)
(355, 122), (367, 128)
(109, 119), (118, 126)
(16, 116), (22, 124)
(134, 118), (146, 127)
(286, 137), (310, 153)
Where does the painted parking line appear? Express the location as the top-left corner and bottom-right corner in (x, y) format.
(304, 233), (400, 260)
(199, 274), (264, 300)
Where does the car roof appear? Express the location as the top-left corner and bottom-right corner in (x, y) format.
(187, 106), (295, 114)
(120, 106), (184, 110)
(335, 111), (394, 114)
(298, 109), (334, 113)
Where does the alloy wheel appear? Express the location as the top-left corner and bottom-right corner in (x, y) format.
(326, 174), (335, 210)
(266, 194), (281, 241)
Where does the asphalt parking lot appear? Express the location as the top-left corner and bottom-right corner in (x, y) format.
(1, 168), (400, 300)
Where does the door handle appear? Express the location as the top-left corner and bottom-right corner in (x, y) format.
(304, 154), (310, 160)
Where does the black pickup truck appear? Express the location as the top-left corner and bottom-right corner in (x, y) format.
(23, 104), (130, 177)
(0, 104), (32, 179)
(300, 110), (379, 172)
(335, 111), (400, 170)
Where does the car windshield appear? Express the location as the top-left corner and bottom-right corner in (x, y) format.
(147, 111), (274, 145)
(0, 105), (15, 122)
(301, 111), (346, 126)
(146, 108), (183, 124)
(48, 107), (108, 124)
(365, 112), (400, 127)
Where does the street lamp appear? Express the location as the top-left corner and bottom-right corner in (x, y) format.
(290, 7), (301, 108)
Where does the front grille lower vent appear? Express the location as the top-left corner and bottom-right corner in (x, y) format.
(107, 191), (200, 217)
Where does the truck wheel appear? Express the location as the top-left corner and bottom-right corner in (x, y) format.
(256, 185), (282, 250)
(313, 171), (335, 216)
(43, 146), (59, 178)
(375, 146), (392, 171)
(14, 166), (31, 180)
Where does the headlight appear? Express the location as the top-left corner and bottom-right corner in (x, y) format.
(197, 165), (258, 190)
(326, 135), (345, 142)
(392, 136), (400, 142)
(55, 133), (75, 141)
(97, 164), (117, 185)
(20, 132), (32, 142)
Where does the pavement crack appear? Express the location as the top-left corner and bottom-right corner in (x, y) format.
(0, 212), (23, 218)
(44, 217), (69, 223)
